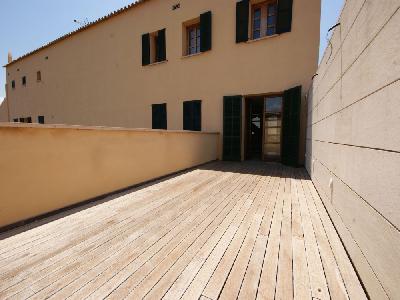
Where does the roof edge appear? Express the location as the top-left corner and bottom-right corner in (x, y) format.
(5, 0), (148, 68)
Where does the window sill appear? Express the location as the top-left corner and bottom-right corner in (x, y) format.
(143, 60), (168, 67)
(246, 34), (279, 44)
(181, 52), (206, 59)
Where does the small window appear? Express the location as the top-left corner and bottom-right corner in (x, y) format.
(186, 23), (201, 55)
(142, 29), (166, 66)
(38, 116), (45, 124)
(27, 117), (32, 123)
(251, 1), (277, 40)
(13, 118), (18, 122)
(11, 80), (15, 89)
(183, 100), (201, 131)
(22, 76), (27, 86)
(19, 118), (24, 122)
(37, 71), (42, 82)
(152, 104), (167, 129)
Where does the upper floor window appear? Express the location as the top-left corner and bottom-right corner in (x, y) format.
(11, 80), (15, 89)
(37, 71), (42, 82)
(183, 11), (212, 56)
(251, 1), (277, 40)
(187, 23), (201, 55)
(142, 29), (166, 66)
(22, 76), (26, 86)
(236, 0), (293, 43)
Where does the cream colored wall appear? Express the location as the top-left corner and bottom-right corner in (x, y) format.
(5, 0), (321, 164)
(0, 124), (219, 228)
(306, 0), (400, 298)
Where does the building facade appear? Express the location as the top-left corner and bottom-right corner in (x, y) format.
(3, 0), (321, 164)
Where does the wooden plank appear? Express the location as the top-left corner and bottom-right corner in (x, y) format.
(201, 168), (281, 300)
(256, 169), (285, 300)
(84, 164), (262, 298)
(291, 170), (311, 300)
(303, 171), (367, 299)
(5, 165), (242, 299)
(187, 169), (279, 300)
(294, 172), (330, 300)
(177, 167), (279, 300)
(48, 165), (246, 299)
(0, 168), (210, 277)
(115, 164), (266, 299)
(220, 171), (281, 300)
(274, 169), (293, 300)
(0, 167), (205, 260)
(300, 175), (349, 300)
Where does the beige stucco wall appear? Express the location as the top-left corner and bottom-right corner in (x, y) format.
(306, 0), (400, 299)
(0, 124), (219, 228)
(4, 0), (321, 164)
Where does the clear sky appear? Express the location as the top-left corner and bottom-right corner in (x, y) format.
(0, 0), (344, 100)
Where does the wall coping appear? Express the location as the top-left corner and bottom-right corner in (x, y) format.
(0, 123), (220, 135)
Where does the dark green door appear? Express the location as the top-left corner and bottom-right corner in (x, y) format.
(223, 96), (242, 161)
(281, 86), (302, 167)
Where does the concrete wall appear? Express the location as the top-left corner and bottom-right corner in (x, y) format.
(0, 124), (219, 228)
(4, 0), (321, 163)
(306, 0), (400, 299)
(0, 99), (9, 122)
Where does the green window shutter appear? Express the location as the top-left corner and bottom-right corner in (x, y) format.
(183, 100), (202, 131)
(200, 11), (212, 52)
(223, 96), (242, 161)
(142, 33), (150, 66)
(236, 0), (249, 43)
(157, 29), (166, 62)
(152, 103), (167, 129)
(276, 0), (293, 34)
(192, 100), (202, 131)
(281, 86), (301, 167)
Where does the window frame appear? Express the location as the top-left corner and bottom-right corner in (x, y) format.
(251, 0), (278, 40)
(186, 23), (201, 56)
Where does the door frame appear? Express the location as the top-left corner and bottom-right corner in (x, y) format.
(243, 92), (284, 161)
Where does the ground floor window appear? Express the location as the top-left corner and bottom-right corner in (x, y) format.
(183, 100), (201, 131)
(152, 103), (167, 130)
(38, 116), (45, 124)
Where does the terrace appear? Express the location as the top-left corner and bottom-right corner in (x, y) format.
(0, 161), (366, 299)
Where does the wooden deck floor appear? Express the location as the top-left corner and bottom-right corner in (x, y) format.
(0, 161), (366, 300)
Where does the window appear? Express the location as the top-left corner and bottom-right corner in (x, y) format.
(183, 100), (201, 131)
(183, 11), (212, 56)
(186, 23), (201, 55)
(27, 117), (32, 123)
(142, 29), (166, 66)
(22, 76), (26, 86)
(11, 80), (15, 89)
(152, 104), (167, 129)
(38, 116), (45, 124)
(13, 118), (18, 122)
(236, 0), (292, 43)
(37, 71), (42, 82)
(251, 1), (277, 40)
(19, 118), (24, 122)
